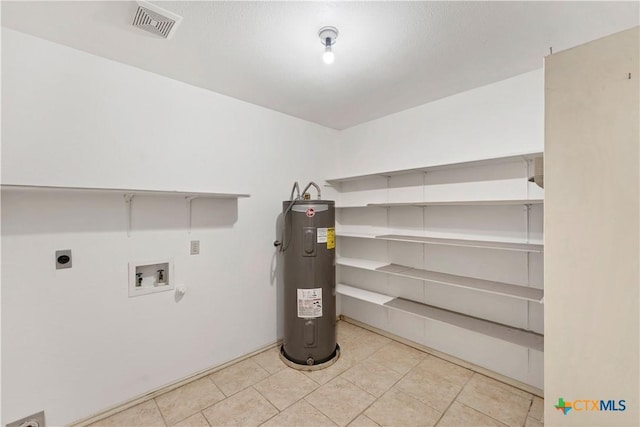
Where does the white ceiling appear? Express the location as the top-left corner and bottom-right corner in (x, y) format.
(2, 1), (638, 129)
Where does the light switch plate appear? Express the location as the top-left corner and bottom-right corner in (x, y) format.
(55, 249), (72, 269)
(190, 240), (200, 255)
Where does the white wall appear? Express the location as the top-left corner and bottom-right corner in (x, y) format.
(333, 69), (543, 179)
(545, 27), (639, 426)
(1, 29), (336, 426)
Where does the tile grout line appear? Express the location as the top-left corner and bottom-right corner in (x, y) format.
(210, 360), (271, 399)
(184, 375), (229, 424)
(251, 373), (306, 413)
(432, 371), (475, 426)
(452, 400), (512, 427)
(341, 317), (543, 398)
(152, 398), (170, 427)
(253, 368), (347, 424)
(522, 398), (535, 427)
(449, 373), (532, 427)
(299, 332), (385, 425)
(259, 325), (376, 425)
(301, 368), (378, 424)
(198, 364), (277, 423)
(200, 410), (212, 427)
(390, 353), (469, 415)
(302, 396), (340, 427)
(337, 342), (425, 426)
(249, 385), (282, 426)
(199, 385), (281, 426)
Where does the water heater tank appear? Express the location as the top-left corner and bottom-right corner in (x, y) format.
(279, 196), (339, 369)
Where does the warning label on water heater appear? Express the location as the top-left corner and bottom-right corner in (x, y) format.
(297, 288), (322, 318)
(317, 228), (335, 249)
(327, 228), (335, 249)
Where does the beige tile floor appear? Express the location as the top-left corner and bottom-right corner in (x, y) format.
(90, 321), (544, 427)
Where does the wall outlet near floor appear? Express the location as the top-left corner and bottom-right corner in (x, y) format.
(190, 240), (200, 255)
(7, 410), (45, 427)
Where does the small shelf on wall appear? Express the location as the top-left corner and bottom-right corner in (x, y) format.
(326, 151), (543, 184)
(1, 184), (251, 235)
(336, 284), (544, 351)
(0, 184), (251, 199)
(337, 257), (544, 303)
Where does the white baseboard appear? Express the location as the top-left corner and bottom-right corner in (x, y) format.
(71, 315), (540, 427)
(70, 340), (282, 427)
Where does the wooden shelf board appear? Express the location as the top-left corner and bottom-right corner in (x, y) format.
(326, 151), (543, 183)
(377, 234), (543, 253)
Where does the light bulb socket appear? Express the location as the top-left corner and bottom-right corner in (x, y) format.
(319, 26), (338, 64)
(318, 26), (338, 46)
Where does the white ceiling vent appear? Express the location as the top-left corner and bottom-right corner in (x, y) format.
(132, 1), (182, 39)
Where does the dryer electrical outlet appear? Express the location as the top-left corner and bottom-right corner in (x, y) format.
(55, 249), (72, 269)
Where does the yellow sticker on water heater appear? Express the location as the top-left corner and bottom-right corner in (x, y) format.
(327, 228), (335, 249)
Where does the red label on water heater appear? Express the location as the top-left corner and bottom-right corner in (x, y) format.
(306, 208), (315, 217)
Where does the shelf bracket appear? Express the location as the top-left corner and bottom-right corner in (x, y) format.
(124, 194), (135, 237)
(523, 204), (531, 243)
(186, 196), (200, 234)
(524, 158), (533, 200)
(524, 203), (532, 286)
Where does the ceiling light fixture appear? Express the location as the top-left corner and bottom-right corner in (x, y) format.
(319, 26), (338, 64)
